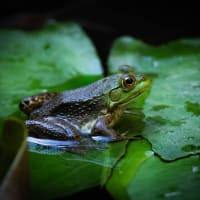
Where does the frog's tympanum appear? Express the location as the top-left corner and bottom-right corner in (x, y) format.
(20, 65), (151, 142)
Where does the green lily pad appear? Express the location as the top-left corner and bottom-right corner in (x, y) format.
(106, 139), (200, 200)
(108, 37), (200, 160)
(128, 155), (200, 200)
(106, 140), (154, 199)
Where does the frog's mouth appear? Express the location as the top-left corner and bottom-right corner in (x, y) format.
(118, 89), (146, 108)
(118, 78), (151, 108)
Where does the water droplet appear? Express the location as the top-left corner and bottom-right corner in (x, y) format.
(41, 89), (48, 93)
(164, 191), (181, 198)
(153, 61), (159, 67)
(191, 81), (200, 88)
(187, 136), (195, 140)
(145, 150), (154, 157)
(192, 166), (199, 173)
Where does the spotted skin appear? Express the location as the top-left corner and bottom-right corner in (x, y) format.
(19, 92), (58, 115)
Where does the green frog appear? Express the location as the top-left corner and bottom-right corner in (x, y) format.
(20, 65), (151, 142)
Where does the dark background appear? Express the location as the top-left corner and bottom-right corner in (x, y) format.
(0, 1), (200, 69)
(0, 1), (200, 199)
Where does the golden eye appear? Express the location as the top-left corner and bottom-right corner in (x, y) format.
(121, 75), (136, 89)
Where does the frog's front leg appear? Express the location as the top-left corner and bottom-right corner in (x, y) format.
(26, 116), (81, 140)
(91, 114), (124, 142)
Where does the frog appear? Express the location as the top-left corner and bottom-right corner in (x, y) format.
(19, 65), (151, 142)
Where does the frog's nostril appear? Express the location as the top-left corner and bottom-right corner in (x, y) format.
(135, 75), (145, 83)
(19, 98), (30, 110)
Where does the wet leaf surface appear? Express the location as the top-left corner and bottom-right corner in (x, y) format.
(128, 155), (200, 200)
(107, 140), (200, 200)
(106, 140), (154, 199)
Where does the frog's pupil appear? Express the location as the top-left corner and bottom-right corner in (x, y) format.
(126, 77), (133, 84)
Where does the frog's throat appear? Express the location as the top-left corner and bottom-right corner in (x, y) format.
(119, 89), (145, 107)
(109, 89), (145, 111)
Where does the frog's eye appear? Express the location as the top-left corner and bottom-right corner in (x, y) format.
(121, 75), (136, 89)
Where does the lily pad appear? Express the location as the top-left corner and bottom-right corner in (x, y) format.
(106, 139), (200, 200)
(106, 140), (154, 199)
(128, 155), (200, 200)
(108, 37), (200, 160)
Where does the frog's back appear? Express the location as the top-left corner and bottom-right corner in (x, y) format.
(29, 74), (120, 119)
(61, 74), (120, 102)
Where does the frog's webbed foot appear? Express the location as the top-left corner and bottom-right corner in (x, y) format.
(26, 116), (81, 140)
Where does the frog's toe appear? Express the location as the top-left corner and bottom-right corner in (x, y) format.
(120, 130), (129, 137)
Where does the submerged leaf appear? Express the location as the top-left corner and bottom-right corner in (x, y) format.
(29, 140), (128, 199)
(108, 37), (200, 160)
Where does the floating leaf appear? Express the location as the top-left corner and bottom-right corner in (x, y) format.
(107, 139), (200, 200)
(106, 140), (154, 199)
(128, 155), (200, 200)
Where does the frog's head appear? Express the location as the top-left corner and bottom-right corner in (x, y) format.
(108, 65), (151, 110)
